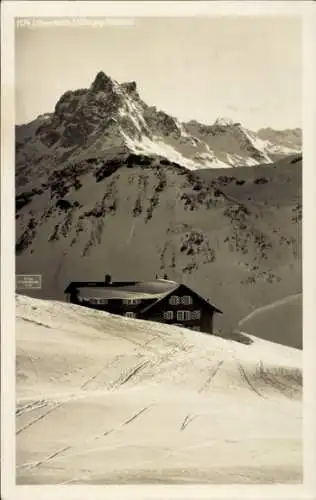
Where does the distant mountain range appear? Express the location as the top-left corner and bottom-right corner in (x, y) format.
(15, 71), (302, 337)
(256, 127), (302, 157)
(16, 71), (301, 183)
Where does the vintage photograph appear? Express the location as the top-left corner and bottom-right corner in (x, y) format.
(14, 12), (302, 485)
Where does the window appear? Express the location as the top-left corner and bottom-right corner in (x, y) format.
(191, 310), (201, 320)
(177, 310), (191, 321)
(163, 311), (174, 320)
(87, 297), (108, 305)
(177, 311), (184, 321)
(123, 298), (140, 305)
(181, 295), (193, 305)
(125, 312), (136, 319)
(169, 295), (180, 305)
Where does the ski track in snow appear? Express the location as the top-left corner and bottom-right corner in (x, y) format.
(16, 294), (302, 484)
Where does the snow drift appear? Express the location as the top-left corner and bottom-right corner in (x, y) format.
(16, 295), (302, 484)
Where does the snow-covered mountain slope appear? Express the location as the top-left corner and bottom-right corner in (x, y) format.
(184, 118), (270, 167)
(16, 294), (302, 484)
(257, 127), (302, 159)
(183, 117), (302, 167)
(15, 153), (302, 338)
(16, 71), (301, 177)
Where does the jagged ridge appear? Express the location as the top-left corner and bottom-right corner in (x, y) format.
(16, 71), (302, 183)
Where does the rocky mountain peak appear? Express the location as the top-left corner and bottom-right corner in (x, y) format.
(16, 70), (302, 176)
(213, 117), (239, 128)
(121, 81), (138, 95)
(90, 71), (118, 94)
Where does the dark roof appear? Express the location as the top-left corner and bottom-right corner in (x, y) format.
(64, 281), (138, 293)
(77, 287), (173, 301)
(64, 279), (178, 298)
(64, 279), (222, 315)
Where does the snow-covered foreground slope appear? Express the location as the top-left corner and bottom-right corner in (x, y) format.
(16, 295), (302, 484)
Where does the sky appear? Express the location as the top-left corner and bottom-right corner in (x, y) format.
(15, 16), (302, 131)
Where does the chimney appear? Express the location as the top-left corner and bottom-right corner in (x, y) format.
(105, 274), (112, 285)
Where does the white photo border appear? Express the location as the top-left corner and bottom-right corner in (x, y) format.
(1, 2), (315, 499)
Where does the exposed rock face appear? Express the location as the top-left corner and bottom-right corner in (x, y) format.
(121, 80), (138, 95)
(91, 71), (116, 93)
(16, 71), (302, 185)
